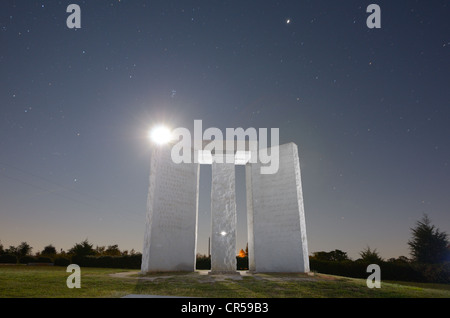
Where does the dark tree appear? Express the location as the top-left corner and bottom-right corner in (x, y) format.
(359, 246), (383, 263)
(41, 244), (57, 256)
(312, 249), (350, 262)
(68, 239), (96, 257)
(95, 246), (106, 255)
(16, 242), (32, 258)
(329, 249), (350, 262)
(408, 214), (449, 264)
(312, 251), (333, 261)
(5, 246), (17, 255)
(104, 244), (121, 256)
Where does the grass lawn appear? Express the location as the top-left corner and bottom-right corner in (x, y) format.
(0, 265), (449, 298)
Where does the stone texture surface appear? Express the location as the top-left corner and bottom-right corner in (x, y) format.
(246, 142), (310, 272)
(141, 145), (199, 272)
(210, 162), (237, 273)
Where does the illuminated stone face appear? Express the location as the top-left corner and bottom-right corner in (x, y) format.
(141, 144), (199, 272)
(210, 162), (237, 274)
(141, 142), (309, 274)
(246, 143), (310, 273)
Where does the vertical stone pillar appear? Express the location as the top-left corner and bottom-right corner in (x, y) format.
(246, 143), (310, 272)
(210, 162), (237, 274)
(245, 163), (256, 272)
(141, 144), (200, 273)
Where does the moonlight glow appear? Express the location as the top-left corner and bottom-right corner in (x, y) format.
(149, 125), (173, 145)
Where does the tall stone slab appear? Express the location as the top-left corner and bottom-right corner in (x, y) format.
(210, 162), (237, 273)
(141, 144), (199, 272)
(246, 142), (310, 272)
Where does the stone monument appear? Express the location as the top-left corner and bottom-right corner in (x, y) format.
(141, 140), (309, 273)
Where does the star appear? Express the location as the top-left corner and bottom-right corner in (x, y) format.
(286, 19), (291, 24)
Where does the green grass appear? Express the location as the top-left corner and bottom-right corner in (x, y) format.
(0, 265), (449, 298)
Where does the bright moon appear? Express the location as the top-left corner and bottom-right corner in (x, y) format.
(286, 19), (291, 24)
(149, 125), (172, 145)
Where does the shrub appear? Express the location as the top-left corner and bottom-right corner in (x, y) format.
(0, 254), (17, 264)
(194, 255), (248, 270)
(415, 262), (450, 284)
(36, 256), (53, 263)
(19, 256), (37, 264)
(237, 256), (248, 270)
(309, 258), (450, 284)
(377, 261), (423, 282)
(72, 254), (142, 269)
(196, 255), (211, 270)
(54, 257), (71, 267)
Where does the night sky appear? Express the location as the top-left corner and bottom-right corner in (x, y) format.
(1, 0), (449, 259)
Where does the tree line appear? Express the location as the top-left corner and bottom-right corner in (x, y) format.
(309, 214), (450, 283)
(0, 239), (140, 265)
(1, 214), (449, 282)
(311, 214), (450, 264)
